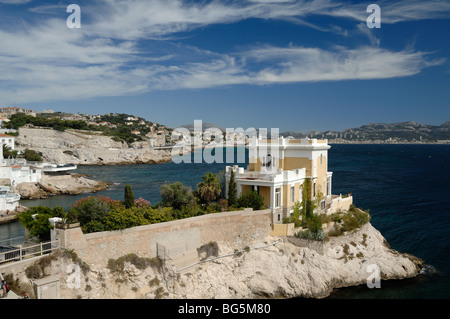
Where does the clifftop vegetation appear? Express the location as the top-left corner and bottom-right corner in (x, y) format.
(5, 112), (170, 145)
(18, 171), (266, 236)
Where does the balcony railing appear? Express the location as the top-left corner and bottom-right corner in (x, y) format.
(0, 239), (60, 265)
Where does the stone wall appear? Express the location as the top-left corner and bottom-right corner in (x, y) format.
(56, 208), (273, 267)
(327, 195), (353, 214)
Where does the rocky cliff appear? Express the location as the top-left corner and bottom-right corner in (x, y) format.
(15, 128), (173, 165)
(5, 222), (423, 299)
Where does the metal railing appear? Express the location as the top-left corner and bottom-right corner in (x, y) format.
(0, 239), (60, 265)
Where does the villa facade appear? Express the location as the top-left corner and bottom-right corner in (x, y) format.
(226, 137), (334, 224)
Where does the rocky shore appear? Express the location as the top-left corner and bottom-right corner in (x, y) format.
(14, 173), (112, 200)
(4, 222), (423, 299)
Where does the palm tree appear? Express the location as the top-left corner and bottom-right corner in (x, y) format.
(197, 172), (222, 205)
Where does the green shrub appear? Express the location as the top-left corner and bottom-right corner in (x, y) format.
(295, 229), (325, 241)
(18, 206), (65, 241)
(107, 253), (160, 274)
(161, 182), (195, 210)
(206, 202), (221, 214)
(305, 214), (322, 233)
(237, 191), (265, 211)
(22, 149), (43, 162)
(340, 208), (370, 233)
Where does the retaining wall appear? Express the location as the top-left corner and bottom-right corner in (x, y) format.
(56, 208), (273, 267)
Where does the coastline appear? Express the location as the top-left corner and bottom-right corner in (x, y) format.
(14, 173), (112, 200)
(0, 205), (27, 225)
(0, 221), (423, 299)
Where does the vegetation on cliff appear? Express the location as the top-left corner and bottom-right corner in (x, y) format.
(5, 112), (169, 145)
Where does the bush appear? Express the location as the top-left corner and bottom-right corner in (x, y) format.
(107, 254), (162, 274)
(161, 182), (195, 210)
(237, 191), (265, 211)
(22, 149), (43, 162)
(295, 229), (325, 241)
(206, 202), (221, 214)
(18, 206), (64, 241)
(305, 214), (323, 233)
(340, 208), (370, 233)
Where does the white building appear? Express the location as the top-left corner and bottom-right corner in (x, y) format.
(0, 186), (20, 212)
(0, 134), (15, 150)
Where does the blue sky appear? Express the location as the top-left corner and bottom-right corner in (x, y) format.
(0, 0), (449, 132)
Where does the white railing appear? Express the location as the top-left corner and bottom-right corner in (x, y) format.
(0, 239), (60, 265)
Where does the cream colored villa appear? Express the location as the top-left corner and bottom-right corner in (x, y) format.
(225, 136), (349, 224)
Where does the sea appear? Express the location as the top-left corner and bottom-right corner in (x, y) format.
(1, 144), (449, 299)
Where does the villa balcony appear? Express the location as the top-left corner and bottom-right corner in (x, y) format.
(229, 166), (306, 184)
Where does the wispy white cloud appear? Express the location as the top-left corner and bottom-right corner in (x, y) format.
(323, 0), (450, 24)
(0, 0), (448, 104)
(0, 0), (31, 4)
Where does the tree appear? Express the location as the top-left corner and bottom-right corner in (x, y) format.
(301, 178), (316, 220)
(161, 182), (195, 210)
(124, 184), (135, 209)
(237, 191), (265, 211)
(2, 144), (18, 159)
(22, 149), (43, 162)
(18, 206), (64, 241)
(285, 201), (302, 227)
(227, 169), (237, 207)
(196, 172), (221, 205)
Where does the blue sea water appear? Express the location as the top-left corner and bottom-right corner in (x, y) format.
(3, 144), (450, 298)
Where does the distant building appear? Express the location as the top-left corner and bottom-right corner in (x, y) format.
(0, 107), (36, 118)
(39, 109), (55, 114)
(0, 186), (20, 212)
(0, 117), (9, 129)
(0, 134), (15, 150)
(147, 132), (166, 147)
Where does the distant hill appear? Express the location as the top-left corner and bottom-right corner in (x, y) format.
(281, 121), (450, 142)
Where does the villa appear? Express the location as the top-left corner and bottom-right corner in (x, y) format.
(226, 136), (350, 224)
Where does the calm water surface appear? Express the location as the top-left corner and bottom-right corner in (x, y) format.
(3, 145), (449, 298)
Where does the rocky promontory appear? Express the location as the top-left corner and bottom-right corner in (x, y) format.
(14, 173), (112, 199)
(15, 127), (173, 165)
(4, 222), (423, 299)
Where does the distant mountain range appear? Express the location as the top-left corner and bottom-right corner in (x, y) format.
(176, 121), (450, 142)
(281, 121), (450, 142)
